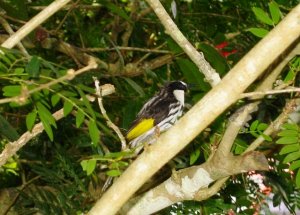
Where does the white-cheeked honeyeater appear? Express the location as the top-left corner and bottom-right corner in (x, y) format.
(126, 81), (188, 153)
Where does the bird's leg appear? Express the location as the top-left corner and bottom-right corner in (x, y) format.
(154, 125), (161, 138)
(143, 141), (149, 152)
(171, 168), (180, 183)
(144, 126), (161, 152)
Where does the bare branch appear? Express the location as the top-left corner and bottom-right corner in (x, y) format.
(0, 16), (29, 56)
(1, 0), (71, 49)
(240, 87), (300, 99)
(145, 0), (221, 86)
(94, 78), (127, 150)
(82, 46), (171, 54)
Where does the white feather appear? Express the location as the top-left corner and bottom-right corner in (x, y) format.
(173, 89), (185, 105)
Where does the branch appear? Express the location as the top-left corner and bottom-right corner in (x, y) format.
(245, 98), (299, 153)
(94, 78), (127, 150)
(0, 59), (98, 105)
(123, 152), (268, 214)
(0, 84), (115, 167)
(145, 0), (221, 86)
(88, 4), (300, 215)
(1, 0), (72, 49)
(0, 16), (29, 56)
(240, 87), (300, 99)
(82, 46), (171, 54)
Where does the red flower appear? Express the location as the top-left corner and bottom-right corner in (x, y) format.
(215, 41), (229, 49)
(215, 41), (237, 58)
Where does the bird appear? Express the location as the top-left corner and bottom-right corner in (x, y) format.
(126, 81), (188, 153)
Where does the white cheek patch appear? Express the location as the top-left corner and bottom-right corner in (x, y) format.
(173, 90), (184, 105)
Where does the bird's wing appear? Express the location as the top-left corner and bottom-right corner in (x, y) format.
(126, 96), (177, 141)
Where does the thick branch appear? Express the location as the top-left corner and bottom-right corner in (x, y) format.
(1, 0), (71, 49)
(88, 4), (300, 215)
(145, 0), (221, 86)
(124, 151), (268, 214)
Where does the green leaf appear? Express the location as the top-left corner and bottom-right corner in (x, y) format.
(296, 169), (300, 188)
(63, 100), (73, 116)
(247, 28), (269, 38)
(0, 114), (19, 141)
(276, 136), (299, 144)
(257, 123), (268, 131)
(250, 120), (259, 131)
(0, 54), (12, 66)
(284, 70), (296, 83)
(278, 129), (299, 137)
(283, 151), (300, 164)
(26, 111), (37, 131)
(198, 43), (229, 76)
(176, 58), (211, 92)
(0, 0), (28, 20)
(261, 133), (272, 142)
(40, 116), (54, 141)
(14, 67), (24, 74)
(279, 144), (299, 155)
(88, 120), (100, 144)
(25, 56), (41, 78)
(80, 159), (96, 175)
(290, 160), (300, 171)
(190, 148), (200, 165)
(234, 139), (248, 154)
(76, 110), (85, 128)
(123, 78), (145, 97)
(282, 123), (298, 131)
(36, 102), (57, 127)
(104, 151), (132, 159)
(269, 1), (281, 24)
(106, 169), (122, 177)
(252, 7), (273, 25)
(77, 88), (95, 118)
(167, 38), (183, 54)
(51, 94), (61, 107)
(2, 85), (21, 97)
(99, 1), (131, 22)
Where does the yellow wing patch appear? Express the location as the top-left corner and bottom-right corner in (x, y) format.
(126, 118), (155, 141)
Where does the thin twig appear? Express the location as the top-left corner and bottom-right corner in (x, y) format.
(245, 99), (298, 153)
(0, 59), (97, 105)
(240, 87), (300, 99)
(93, 77), (127, 150)
(29, 4), (102, 11)
(3, 176), (41, 215)
(0, 83), (115, 168)
(83, 46), (171, 54)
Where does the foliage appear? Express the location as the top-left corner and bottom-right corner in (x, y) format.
(0, 0), (299, 214)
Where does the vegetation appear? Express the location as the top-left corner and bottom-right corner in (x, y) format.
(0, 0), (299, 214)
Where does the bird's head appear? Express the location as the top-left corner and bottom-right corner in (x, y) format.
(166, 81), (187, 105)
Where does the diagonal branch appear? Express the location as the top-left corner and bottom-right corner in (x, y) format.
(1, 0), (71, 49)
(88, 4), (300, 215)
(0, 59), (98, 105)
(145, 0), (221, 86)
(0, 83), (115, 167)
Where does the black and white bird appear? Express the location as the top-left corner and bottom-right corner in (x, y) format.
(126, 81), (188, 152)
